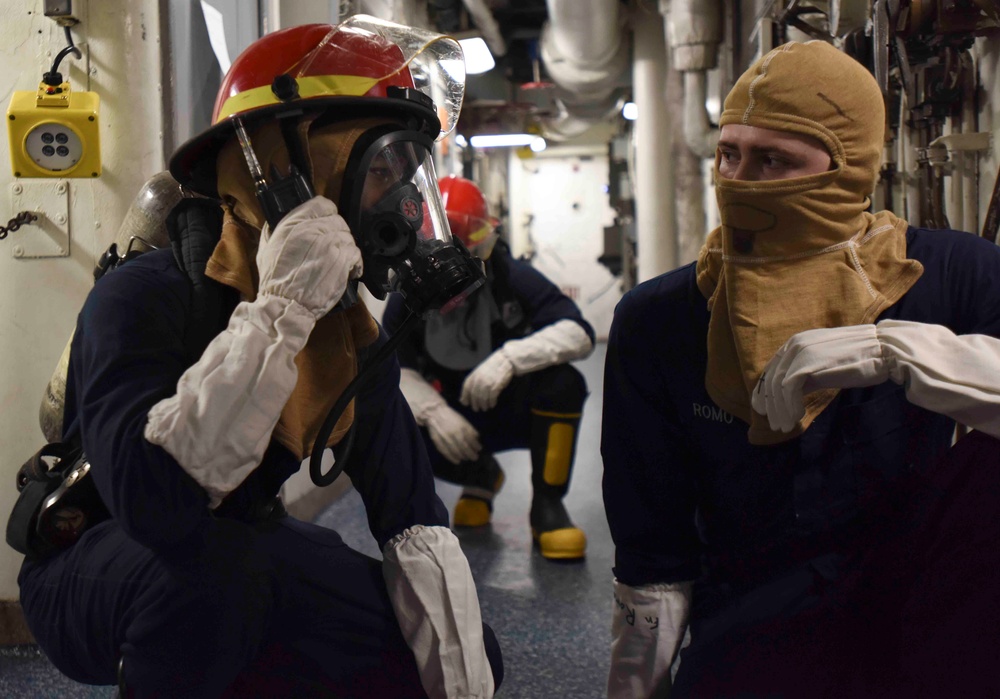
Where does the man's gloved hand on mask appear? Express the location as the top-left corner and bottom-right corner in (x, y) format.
(145, 196), (363, 507)
(257, 195), (362, 317)
(752, 320), (1000, 438)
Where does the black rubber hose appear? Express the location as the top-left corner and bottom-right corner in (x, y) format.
(309, 310), (421, 486)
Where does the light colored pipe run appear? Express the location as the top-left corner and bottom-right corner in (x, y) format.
(633, 9), (677, 282)
(461, 0), (507, 57)
(539, 0), (629, 139)
(664, 0), (722, 159)
(962, 65), (980, 234)
(682, 71), (720, 158)
(663, 0), (721, 71)
(542, 0), (626, 98)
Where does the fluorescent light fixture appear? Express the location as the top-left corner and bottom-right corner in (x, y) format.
(530, 137), (547, 153)
(469, 133), (538, 148)
(459, 37), (495, 75)
(455, 133), (468, 148)
(622, 102), (638, 120)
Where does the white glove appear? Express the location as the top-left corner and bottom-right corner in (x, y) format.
(608, 578), (692, 699)
(459, 351), (514, 413)
(383, 525), (495, 699)
(256, 195), (362, 318)
(145, 197), (361, 507)
(460, 319), (593, 412)
(752, 320), (1000, 438)
(751, 324), (887, 433)
(400, 368), (481, 464)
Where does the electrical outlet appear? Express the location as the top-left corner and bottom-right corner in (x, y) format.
(7, 81), (101, 179)
(8, 180), (70, 259)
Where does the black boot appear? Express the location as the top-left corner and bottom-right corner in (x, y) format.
(529, 408), (586, 560)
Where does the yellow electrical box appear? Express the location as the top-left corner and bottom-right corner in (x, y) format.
(7, 81), (101, 178)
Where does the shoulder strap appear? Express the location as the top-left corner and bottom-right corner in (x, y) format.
(165, 199), (227, 358)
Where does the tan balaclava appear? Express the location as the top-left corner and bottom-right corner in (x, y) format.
(211, 116), (397, 459)
(695, 41), (923, 445)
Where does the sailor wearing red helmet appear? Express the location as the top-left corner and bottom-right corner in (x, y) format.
(384, 175), (596, 562)
(16, 17), (501, 698)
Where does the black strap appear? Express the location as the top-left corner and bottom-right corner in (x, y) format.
(166, 199), (226, 357)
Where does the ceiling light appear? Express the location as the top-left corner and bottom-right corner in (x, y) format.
(469, 133), (538, 148)
(459, 37), (495, 75)
(529, 137), (547, 152)
(455, 133), (468, 148)
(622, 102), (638, 121)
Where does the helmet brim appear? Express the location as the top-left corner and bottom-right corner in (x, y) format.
(169, 96), (440, 199)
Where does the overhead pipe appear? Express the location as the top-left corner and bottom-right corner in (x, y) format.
(538, 0), (630, 140)
(460, 0), (507, 57)
(662, 0), (722, 158)
(633, 7), (677, 281)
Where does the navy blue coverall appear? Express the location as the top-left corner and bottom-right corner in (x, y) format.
(18, 247), (502, 697)
(382, 242), (595, 485)
(602, 227), (1000, 697)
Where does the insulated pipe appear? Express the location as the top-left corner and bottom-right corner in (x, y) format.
(538, 0), (630, 139)
(664, 0), (722, 159)
(663, 0), (722, 71)
(460, 0), (507, 57)
(633, 10), (677, 281)
(682, 71), (720, 158)
(541, 0), (627, 100)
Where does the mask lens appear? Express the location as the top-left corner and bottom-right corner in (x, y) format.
(358, 140), (452, 248)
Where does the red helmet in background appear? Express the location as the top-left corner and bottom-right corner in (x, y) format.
(169, 15), (465, 197)
(439, 175), (499, 258)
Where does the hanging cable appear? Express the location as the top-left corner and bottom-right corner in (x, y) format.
(44, 25), (83, 86)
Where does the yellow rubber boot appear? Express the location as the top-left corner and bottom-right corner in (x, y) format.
(529, 408), (586, 560)
(453, 468), (505, 528)
(533, 524), (587, 560)
(530, 495), (586, 560)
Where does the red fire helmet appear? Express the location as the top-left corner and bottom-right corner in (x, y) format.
(439, 175), (498, 252)
(169, 15), (466, 197)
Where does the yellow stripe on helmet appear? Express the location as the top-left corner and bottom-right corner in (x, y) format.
(215, 74), (382, 123)
(468, 220), (493, 244)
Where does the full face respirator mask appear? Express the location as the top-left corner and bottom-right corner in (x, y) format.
(341, 122), (485, 315)
(230, 85), (484, 318)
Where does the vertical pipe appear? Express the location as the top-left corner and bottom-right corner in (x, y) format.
(632, 7), (676, 282)
(962, 61), (980, 234)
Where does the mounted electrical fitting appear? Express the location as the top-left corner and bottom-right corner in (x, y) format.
(44, 0), (80, 26)
(6, 20), (100, 178)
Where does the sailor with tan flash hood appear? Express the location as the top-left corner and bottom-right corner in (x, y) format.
(603, 40), (1000, 697)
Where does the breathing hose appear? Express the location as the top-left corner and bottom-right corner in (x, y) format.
(308, 310), (420, 486)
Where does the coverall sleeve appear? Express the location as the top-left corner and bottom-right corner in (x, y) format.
(67, 257), (214, 555)
(382, 293), (425, 372)
(504, 255), (596, 344)
(943, 231), (1000, 337)
(601, 291), (703, 586)
(344, 325), (450, 549)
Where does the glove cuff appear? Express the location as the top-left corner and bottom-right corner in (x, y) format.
(399, 368), (448, 426)
(383, 525), (495, 699)
(502, 320), (593, 375)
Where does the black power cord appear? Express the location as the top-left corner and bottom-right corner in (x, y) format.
(43, 25), (83, 87)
